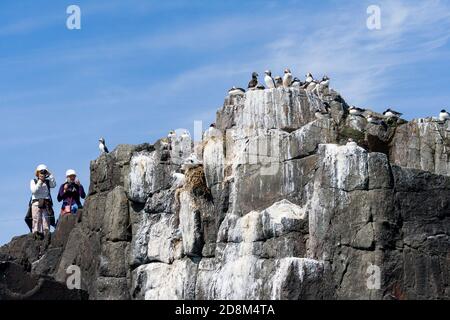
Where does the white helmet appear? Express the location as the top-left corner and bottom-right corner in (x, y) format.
(66, 169), (77, 177)
(36, 164), (48, 172)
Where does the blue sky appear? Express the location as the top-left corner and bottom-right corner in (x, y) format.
(1, 0), (450, 244)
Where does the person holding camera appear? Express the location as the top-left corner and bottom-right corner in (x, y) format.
(29, 164), (57, 235)
(57, 169), (86, 216)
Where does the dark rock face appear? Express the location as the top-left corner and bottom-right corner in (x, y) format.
(1, 88), (449, 300)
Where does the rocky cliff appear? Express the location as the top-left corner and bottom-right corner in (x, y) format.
(1, 88), (449, 300)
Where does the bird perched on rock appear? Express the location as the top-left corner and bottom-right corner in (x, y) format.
(305, 73), (314, 84)
(314, 75), (330, 96)
(228, 86), (246, 96)
(349, 106), (365, 116)
(182, 153), (202, 171)
(98, 138), (109, 154)
(171, 172), (186, 189)
(383, 108), (403, 119)
(247, 72), (259, 89)
(274, 76), (283, 88)
(204, 123), (221, 140)
(366, 114), (388, 129)
(264, 70), (276, 89)
(439, 109), (450, 122)
(303, 73), (317, 91)
(291, 77), (302, 88)
(283, 69), (293, 87)
(255, 84), (266, 90)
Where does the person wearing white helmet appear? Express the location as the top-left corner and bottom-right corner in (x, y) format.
(28, 164), (57, 236)
(57, 169), (86, 216)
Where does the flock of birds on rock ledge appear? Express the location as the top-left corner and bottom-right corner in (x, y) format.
(97, 69), (450, 160)
(228, 69), (330, 98)
(228, 69), (450, 129)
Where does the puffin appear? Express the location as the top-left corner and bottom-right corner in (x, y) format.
(247, 72), (259, 89)
(439, 109), (450, 121)
(366, 114), (388, 129)
(291, 77), (302, 88)
(383, 108), (403, 118)
(319, 75), (330, 88)
(99, 138), (109, 154)
(264, 70), (276, 89)
(228, 86), (246, 96)
(274, 76), (283, 88)
(349, 106), (366, 116)
(305, 72), (314, 84)
(283, 69), (293, 87)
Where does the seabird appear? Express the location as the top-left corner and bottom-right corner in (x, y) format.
(264, 70), (276, 89)
(171, 172), (186, 189)
(182, 153), (202, 171)
(439, 109), (450, 122)
(255, 84), (266, 90)
(319, 76), (330, 89)
(247, 72), (259, 89)
(366, 114), (388, 129)
(349, 106), (365, 116)
(291, 77), (302, 88)
(204, 123), (221, 139)
(283, 69), (293, 87)
(383, 108), (403, 118)
(274, 76), (283, 88)
(305, 73), (314, 84)
(99, 138), (109, 154)
(228, 86), (246, 96)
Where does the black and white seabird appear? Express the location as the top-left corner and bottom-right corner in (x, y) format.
(228, 86), (246, 96)
(247, 72), (259, 89)
(366, 114), (388, 129)
(305, 73), (314, 84)
(291, 77), (302, 88)
(255, 84), (266, 90)
(264, 70), (276, 89)
(99, 138), (109, 154)
(349, 106), (365, 116)
(283, 69), (293, 87)
(274, 76), (283, 88)
(439, 109), (450, 122)
(383, 108), (403, 118)
(319, 76), (330, 88)
(182, 153), (202, 171)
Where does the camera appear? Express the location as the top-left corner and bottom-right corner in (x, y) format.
(67, 182), (77, 192)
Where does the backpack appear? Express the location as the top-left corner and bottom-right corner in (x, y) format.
(24, 179), (56, 232)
